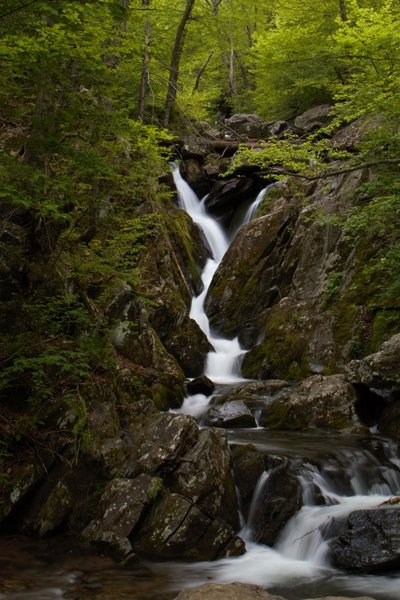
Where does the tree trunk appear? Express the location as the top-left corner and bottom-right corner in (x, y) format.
(163, 0), (196, 127)
(338, 0), (347, 21)
(138, 0), (151, 119)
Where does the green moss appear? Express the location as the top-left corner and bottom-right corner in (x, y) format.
(242, 306), (311, 381)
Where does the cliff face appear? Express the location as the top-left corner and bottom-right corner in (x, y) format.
(205, 168), (375, 380)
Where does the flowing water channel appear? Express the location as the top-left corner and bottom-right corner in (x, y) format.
(1, 168), (400, 599)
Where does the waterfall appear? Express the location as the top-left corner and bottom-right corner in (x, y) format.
(156, 435), (400, 600)
(172, 165), (246, 384)
(242, 186), (268, 224)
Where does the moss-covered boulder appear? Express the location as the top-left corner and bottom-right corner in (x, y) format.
(259, 374), (365, 432)
(205, 196), (299, 342)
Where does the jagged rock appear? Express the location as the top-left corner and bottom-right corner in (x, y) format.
(206, 400), (257, 428)
(249, 462), (302, 545)
(81, 474), (157, 550)
(132, 490), (243, 561)
(346, 333), (400, 389)
(330, 508), (400, 572)
(175, 582), (285, 600)
(136, 412), (199, 476)
(168, 428), (240, 530)
(294, 104), (332, 132)
(259, 374), (364, 432)
(186, 375), (215, 396)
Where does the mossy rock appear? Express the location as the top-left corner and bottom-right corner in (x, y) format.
(241, 303), (311, 381)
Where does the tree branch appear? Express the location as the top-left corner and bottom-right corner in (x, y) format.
(259, 158), (400, 181)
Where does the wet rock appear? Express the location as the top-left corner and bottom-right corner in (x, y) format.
(162, 315), (212, 378)
(330, 508), (400, 572)
(378, 400), (400, 443)
(136, 412), (199, 476)
(180, 159), (210, 197)
(175, 582), (285, 600)
(168, 428), (240, 530)
(259, 374), (364, 432)
(231, 445), (266, 518)
(82, 474), (157, 544)
(213, 380), (289, 410)
(294, 104), (332, 132)
(205, 198), (298, 340)
(250, 462), (302, 545)
(132, 490), (242, 561)
(205, 177), (259, 218)
(206, 400), (257, 428)
(186, 375), (215, 396)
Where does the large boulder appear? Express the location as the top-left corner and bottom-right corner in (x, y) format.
(132, 490), (244, 561)
(206, 400), (257, 428)
(248, 462), (302, 545)
(330, 508), (400, 572)
(204, 158), (392, 381)
(346, 333), (400, 389)
(259, 374), (364, 432)
(294, 104), (332, 132)
(168, 429), (240, 530)
(205, 196), (299, 342)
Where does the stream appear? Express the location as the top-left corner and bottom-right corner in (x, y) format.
(1, 167), (400, 599)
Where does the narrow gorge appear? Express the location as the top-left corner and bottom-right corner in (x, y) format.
(1, 110), (400, 600)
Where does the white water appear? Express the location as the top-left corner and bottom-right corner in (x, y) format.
(242, 186), (269, 224)
(172, 165), (246, 385)
(153, 438), (400, 599)
(170, 166), (400, 599)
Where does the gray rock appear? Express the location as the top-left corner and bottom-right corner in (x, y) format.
(137, 412), (199, 476)
(82, 474), (158, 541)
(346, 333), (400, 388)
(168, 428), (240, 529)
(260, 374), (364, 432)
(294, 104), (332, 131)
(330, 508), (400, 572)
(132, 490), (242, 561)
(206, 400), (257, 428)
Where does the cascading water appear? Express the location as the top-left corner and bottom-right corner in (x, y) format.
(171, 165), (246, 385)
(169, 166), (400, 600)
